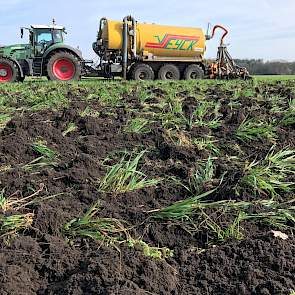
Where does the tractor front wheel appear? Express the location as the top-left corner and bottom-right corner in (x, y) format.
(0, 58), (20, 83)
(47, 52), (81, 81)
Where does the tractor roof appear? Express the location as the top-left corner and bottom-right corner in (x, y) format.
(31, 25), (65, 30)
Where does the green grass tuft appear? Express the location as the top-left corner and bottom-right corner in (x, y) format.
(242, 147), (295, 196)
(62, 122), (77, 136)
(193, 137), (220, 155)
(124, 118), (151, 134)
(203, 211), (246, 242)
(0, 189), (6, 210)
(188, 157), (215, 195)
(281, 99), (295, 126)
(99, 151), (160, 194)
(64, 203), (127, 245)
(127, 239), (174, 260)
(80, 106), (100, 118)
(0, 213), (34, 237)
(65, 204), (174, 260)
(0, 113), (11, 129)
(154, 195), (295, 243)
(191, 101), (222, 129)
(23, 140), (58, 170)
(235, 118), (277, 142)
(154, 189), (216, 220)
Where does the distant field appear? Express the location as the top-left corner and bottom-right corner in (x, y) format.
(20, 74), (295, 83)
(254, 75), (295, 81)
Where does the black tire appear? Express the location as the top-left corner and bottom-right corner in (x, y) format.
(47, 51), (81, 81)
(0, 58), (20, 83)
(18, 76), (25, 82)
(184, 64), (204, 80)
(158, 64), (180, 80)
(131, 63), (155, 81)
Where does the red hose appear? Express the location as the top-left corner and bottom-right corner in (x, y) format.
(210, 25), (228, 45)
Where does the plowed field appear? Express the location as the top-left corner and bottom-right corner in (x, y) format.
(0, 80), (294, 295)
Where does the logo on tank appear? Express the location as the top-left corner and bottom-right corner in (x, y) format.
(145, 34), (199, 50)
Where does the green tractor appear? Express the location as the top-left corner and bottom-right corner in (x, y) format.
(0, 21), (83, 82)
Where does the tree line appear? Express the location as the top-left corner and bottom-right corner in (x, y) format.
(235, 59), (295, 75)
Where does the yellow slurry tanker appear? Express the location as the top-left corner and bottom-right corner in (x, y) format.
(88, 16), (249, 80)
(0, 16), (249, 82)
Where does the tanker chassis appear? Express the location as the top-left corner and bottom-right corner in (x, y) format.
(0, 16), (249, 83)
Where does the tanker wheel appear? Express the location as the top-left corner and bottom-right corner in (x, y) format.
(184, 64), (204, 80)
(47, 51), (81, 81)
(0, 58), (20, 83)
(158, 64), (180, 80)
(131, 63), (155, 81)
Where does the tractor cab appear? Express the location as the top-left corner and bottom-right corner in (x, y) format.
(21, 24), (66, 56)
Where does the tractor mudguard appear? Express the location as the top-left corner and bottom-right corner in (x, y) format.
(3, 57), (25, 78)
(43, 44), (83, 61)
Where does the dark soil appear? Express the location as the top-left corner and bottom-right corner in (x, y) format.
(0, 84), (295, 295)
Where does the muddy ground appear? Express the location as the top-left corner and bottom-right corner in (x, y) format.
(0, 82), (294, 295)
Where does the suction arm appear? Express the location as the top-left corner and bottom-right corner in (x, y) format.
(122, 15), (138, 79)
(207, 25), (228, 45)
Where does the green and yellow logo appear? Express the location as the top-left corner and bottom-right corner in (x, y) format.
(146, 34), (199, 50)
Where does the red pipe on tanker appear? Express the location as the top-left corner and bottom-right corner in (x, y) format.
(207, 25), (229, 45)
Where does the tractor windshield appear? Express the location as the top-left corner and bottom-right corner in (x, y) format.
(35, 29), (64, 45)
(36, 29), (53, 45)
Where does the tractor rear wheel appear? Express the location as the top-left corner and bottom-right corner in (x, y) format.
(131, 63), (155, 81)
(0, 58), (20, 83)
(184, 64), (204, 80)
(47, 51), (81, 81)
(158, 64), (180, 80)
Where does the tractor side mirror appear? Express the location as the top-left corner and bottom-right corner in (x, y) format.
(21, 28), (24, 39)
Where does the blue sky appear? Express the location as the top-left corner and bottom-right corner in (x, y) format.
(1, 0), (294, 61)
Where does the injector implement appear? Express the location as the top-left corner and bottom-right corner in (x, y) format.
(206, 25), (250, 79)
